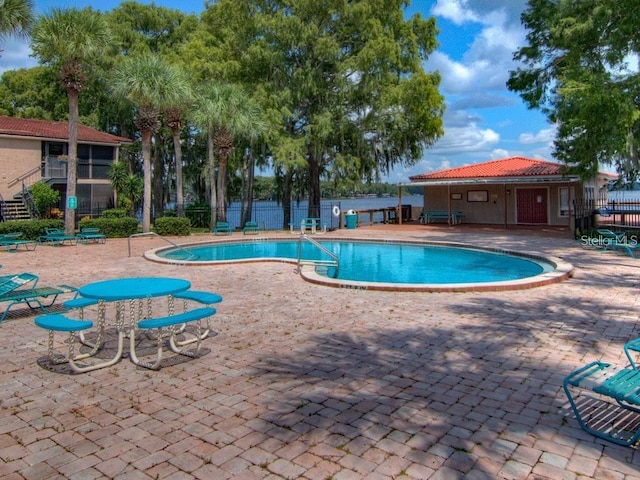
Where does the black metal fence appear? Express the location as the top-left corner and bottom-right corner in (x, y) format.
(183, 203), (343, 231)
(575, 198), (640, 232)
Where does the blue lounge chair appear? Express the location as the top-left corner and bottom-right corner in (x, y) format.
(594, 229), (638, 257)
(213, 221), (232, 235)
(76, 227), (106, 244)
(0, 273), (77, 323)
(242, 221), (259, 235)
(39, 228), (77, 246)
(564, 361), (640, 446)
(0, 232), (37, 251)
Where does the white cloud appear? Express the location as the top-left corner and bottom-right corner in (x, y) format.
(430, 123), (500, 155)
(490, 148), (509, 159)
(431, 0), (480, 25)
(0, 37), (36, 75)
(519, 127), (556, 145)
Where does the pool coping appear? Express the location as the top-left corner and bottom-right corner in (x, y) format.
(144, 235), (574, 292)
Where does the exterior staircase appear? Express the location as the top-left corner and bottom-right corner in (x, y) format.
(0, 199), (31, 221)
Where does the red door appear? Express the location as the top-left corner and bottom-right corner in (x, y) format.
(517, 188), (548, 224)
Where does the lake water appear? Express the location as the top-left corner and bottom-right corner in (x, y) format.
(224, 194), (425, 231)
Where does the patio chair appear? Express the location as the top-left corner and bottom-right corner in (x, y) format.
(563, 361), (640, 446)
(0, 273), (77, 323)
(0, 232), (37, 252)
(39, 228), (77, 246)
(242, 221), (259, 235)
(213, 221), (232, 235)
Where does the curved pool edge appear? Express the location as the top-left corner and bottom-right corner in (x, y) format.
(144, 236), (575, 293)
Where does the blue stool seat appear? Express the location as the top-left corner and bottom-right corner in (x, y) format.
(35, 314), (93, 332)
(64, 297), (99, 309)
(173, 290), (222, 304)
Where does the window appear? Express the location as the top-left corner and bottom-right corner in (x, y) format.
(559, 187), (575, 217)
(467, 190), (488, 202)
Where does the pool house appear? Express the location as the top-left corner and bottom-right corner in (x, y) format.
(402, 157), (617, 230)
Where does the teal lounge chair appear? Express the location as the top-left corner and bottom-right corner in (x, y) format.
(595, 228), (638, 257)
(242, 221), (259, 235)
(0, 232), (37, 251)
(0, 273), (77, 323)
(76, 227), (106, 244)
(39, 228), (77, 246)
(564, 361), (640, 446)
(213, 221), (232, 235)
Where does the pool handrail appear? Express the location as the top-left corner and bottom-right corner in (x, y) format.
(128, 232), (198, 260)
(295, 234), (339, 277)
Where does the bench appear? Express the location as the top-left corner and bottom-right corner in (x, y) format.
(76, 228), (106, 244)
(563, 361), (640, 446)
(418, 210), (465, 225)
(34, 313), (121, 373)
(130, 307), (217, 369)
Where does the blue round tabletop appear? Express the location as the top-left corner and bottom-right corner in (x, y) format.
(79, 277), (191, 301)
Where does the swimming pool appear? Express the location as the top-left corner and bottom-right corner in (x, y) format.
(147, 238), (573, 292)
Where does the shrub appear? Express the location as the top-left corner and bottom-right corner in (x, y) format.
(29, 181), (60, 218)
(0, 219), (64, 240)
(78, 217), (139, 238)
(154, 216), (191, 236)
(101, 208), (129, 219)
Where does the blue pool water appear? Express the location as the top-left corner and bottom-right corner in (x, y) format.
(158, 240), (548, 285)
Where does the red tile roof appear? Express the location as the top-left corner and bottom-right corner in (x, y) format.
(0, 116), (132, 144)
(409, 157), (569, 181)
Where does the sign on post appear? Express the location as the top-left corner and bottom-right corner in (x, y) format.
(67, 196), (77, 209)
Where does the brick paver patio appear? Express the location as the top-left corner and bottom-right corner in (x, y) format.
(1, 223), (640, 479)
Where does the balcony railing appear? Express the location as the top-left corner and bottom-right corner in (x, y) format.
(44, 155), (67, 179)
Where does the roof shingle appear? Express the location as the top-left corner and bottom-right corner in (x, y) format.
(0, 116), (132, 144)
(409, 157), (567, 181)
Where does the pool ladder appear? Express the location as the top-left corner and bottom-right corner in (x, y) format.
(295, 234), (339, 278)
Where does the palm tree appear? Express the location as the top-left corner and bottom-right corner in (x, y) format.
(192, 83), (264, 223)
(0, 0), (34, 42)
(111, 55), (191, 232)
(164, 72), (193, 217)
(30, 8), (112, 235)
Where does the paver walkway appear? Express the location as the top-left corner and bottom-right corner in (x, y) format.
(1, 224), (640, 479)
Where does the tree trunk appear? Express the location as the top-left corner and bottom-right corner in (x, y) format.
(152, 134), (164, 221)
(242, 148), (255, 226)
(142, 130), (152, 233)
(307, 149), (321, 217)
(65, 88), (79, 235)
(217, 152), (228, 222)
(208, 132), (217, 229)
(282, 170), (293, 230)
(172, 128), (184, 217)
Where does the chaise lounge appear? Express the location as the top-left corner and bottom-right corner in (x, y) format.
(213, 221), (232, 235)
(0, 273), (77, 323)
(39, 228), (77, 246)
(0, 232), (37, 252)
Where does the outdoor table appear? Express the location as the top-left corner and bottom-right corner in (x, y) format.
(78, 277), (191, 363)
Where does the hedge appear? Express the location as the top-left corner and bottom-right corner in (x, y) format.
(153, 216), (191, 236)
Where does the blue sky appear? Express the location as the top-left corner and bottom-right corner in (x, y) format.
(2, 0), (555, 183)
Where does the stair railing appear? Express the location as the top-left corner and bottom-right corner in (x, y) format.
(0, 192), (5, 222)
(21, 183), (40, 220)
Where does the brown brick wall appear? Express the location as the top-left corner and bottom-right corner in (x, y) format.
(0, 137), (42, 199)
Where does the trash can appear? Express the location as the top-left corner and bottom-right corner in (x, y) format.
(345, 209), (357, 229)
